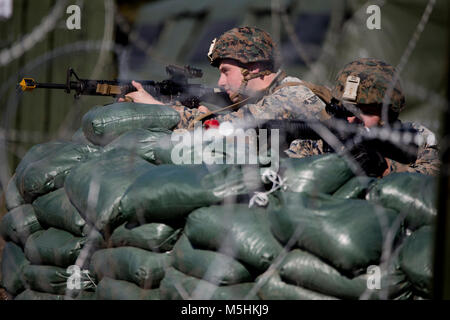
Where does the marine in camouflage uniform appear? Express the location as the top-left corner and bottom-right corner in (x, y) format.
(286, 58), (440, 176)
(171, 26), (325, 129)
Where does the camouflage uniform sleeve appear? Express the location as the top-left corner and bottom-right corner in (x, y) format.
(170, 104), (205, 129)
(285, 139), (325, 158)
(216, 84), (326, 123)
(387, 122), (441, 176)
(388, 145), (441, 176)
(214, 108), (247, 123)
(248, 84), (325, 120)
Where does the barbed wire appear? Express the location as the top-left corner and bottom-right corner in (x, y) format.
(276, 0), (385, 85)
(114, 10), (170, 67)
(89, 0), (115, 80)
(381, 0), (437, 124)
(0, 40), (125, 189)
(56, 0), (116, 140)
(0, 0), (69, 67)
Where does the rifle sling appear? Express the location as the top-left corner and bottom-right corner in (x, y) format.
(189, 97), (252, 128)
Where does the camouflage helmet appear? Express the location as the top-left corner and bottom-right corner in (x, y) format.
(207, 26), (278, 69)
(331, 58), (405, 114)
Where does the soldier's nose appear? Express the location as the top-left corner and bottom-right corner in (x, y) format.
(218, 74), (226, 88)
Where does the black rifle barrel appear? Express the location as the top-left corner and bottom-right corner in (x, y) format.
(35, 83), (68, 90)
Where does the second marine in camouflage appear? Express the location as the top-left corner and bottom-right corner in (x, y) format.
(287, 58), (440, 176)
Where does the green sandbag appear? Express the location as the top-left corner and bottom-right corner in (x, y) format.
(103, 128), (174, 164)
(89, 247), (171, 289)
(96, 277), (160, 300)
(150, 133), (177, 164)
(279, 249), (411, 300)
(110, 222), (180, 252)
(15, 289), (65, 300)
(166, 128), (254, 166)
(159, 267), (259, 300)
(0, 242), (30, 295)
(256, 272), (338, 300)
(185, 205), (283, 272)
(5, 174), (25, 210)
(333, 176), (376, 199)
(73, 291), (97, 300)
(32, 188), (87, 237)
(71, 128), (95, 146)
(15, 141), (100, 202)
(0, 204), (43, 247)
(268, 192), (399, 273)
(279, 154), (354, 194)
(172, 235), (252, 285)
(118, 164), (260, 225)
(24, 228), (105, 268)
(14, 289), (95, 300)
(399, 226), (433, 298)
(23, 264), (95, 295)
(64, 149), (154, 234)
(81, 102), (180, 146)
(366, 173), (437, 230)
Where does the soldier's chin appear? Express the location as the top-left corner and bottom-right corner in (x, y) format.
(229, 94), (241, 104)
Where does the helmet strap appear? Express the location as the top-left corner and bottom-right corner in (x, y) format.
(229, 67), (272, 102)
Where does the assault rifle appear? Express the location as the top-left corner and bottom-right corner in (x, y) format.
(259, 118), (420, 177)
(18, 65), (231, 108)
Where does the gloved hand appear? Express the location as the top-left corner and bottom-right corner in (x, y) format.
(349, 142), (388, 177)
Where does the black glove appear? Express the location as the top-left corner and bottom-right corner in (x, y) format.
(360, 134), (418, 164)
(349, 142), (388, 177)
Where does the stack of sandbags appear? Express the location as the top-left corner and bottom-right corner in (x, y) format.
(397, 226), (433, 299)
(256, 248), (411, 300)
(88, 162), (261, 300)
(1, 99), (438, 300)
(366, 172), (437, 231)
(14, 141), (100, 203)
(0, 102), (183, 300)
(332, 176), (376, 199)
(118, 163), (261, 226)
(62, 148), (168, 300)
(279, 154), (355, 194)
(73, 101), (181, 166)
(80, 102), (180, 146)
(69, 103), (263, 299)
(159, 205), (282, 300)
(263, 190), (412, 300)
(261, 155), (438, 300)
(3, 174), (25, 210)
(365, 173), (436, 299)
(0, 140), (102, 299)
(102, 128), (174, 164)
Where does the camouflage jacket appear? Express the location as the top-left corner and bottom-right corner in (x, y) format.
(286, 122), (441, 176)
(170, 70), (325, 129)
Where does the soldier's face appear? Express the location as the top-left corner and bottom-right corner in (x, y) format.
(218, 59), (245, 102)
(347, 113), (381, 128)
(346, 104), (382, 128)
